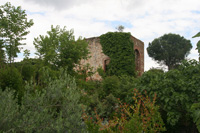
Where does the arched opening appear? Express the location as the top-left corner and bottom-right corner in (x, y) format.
(103, 57), (110, 72)
(135, 49), (140, 72)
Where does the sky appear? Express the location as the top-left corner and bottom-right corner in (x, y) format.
(1, 0), (200, 71)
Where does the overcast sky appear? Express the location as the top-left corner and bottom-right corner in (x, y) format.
(1, 0), (200, 71)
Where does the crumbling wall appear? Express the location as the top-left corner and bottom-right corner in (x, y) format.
(80, 35), (144, 80)
(80, 37), (109, 80)
(130, 36), (144, 76)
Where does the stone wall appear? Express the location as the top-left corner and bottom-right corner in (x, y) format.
(79, 37), (109, 80)
(130, 36), (144, 76)
(79, 35), (144, 80)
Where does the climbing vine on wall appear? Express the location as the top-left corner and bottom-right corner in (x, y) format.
(100, 32), (135, 76)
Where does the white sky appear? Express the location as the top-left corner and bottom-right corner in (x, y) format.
(1, 0), (200, 71)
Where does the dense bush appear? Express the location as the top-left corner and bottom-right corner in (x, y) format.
(0, 69), (84, 132)
(0, 89), (19, 131)
(191, 103), (200, 132)
(138, 60), (200, 132)
(80, 75), (138, 120)
(102, 76), (120, 98)
(0, 67), (23, 99)
(82, 89), (166, 132)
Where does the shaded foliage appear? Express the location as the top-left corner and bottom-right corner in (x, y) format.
(82, 89), (165, 133)
(138, 59), (200, 132)
(191, 103), (200, 132)
(0, 69), (84, 132)
(0, 67), (23, 100)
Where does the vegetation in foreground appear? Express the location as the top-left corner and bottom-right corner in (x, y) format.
(1, 2), (200, 133)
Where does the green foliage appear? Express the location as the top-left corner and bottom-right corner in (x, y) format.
(0, 2), (33, 63)
(37, 66), (59, 85)
(138, 60), (200, 132)
(97, 67), (106, 79)
(102, 76), (120, 97)
(116, 25), (125, 32)
(0, 40), (5, 65)
(191, 103), (200, 132)
(14, 58), (45, 85)
(23, 49), (30, 59)
(148, 68), (164, 73)
(34, 25), (89, 74)
(79, 79), (118, 119)
(100, 32), (135, 76)
(83, 89), (165, 132)
(147, 33), (192, 70)
(0, 89), (19, 131)
(0, 69), (85, 132)
(123, 89), (166, 133)
(192, 32), (200, 61)
(0, 67), (23, 98)
(118, 75), (138, 103)
(80, 74), (139, 121)
(20, 59), (35, 81)
(76, 63), (94, 81)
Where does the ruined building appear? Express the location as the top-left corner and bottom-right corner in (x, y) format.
(79, 35), (144, 80)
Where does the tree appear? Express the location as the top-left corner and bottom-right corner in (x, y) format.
(138, 60), (200, 132)
(0, 2), (33, 64)
(147, 33), (192, 70)
(34, 25), (89, 73)
(192, 32), (200, 61)
(0, 40), (5, 66)
(116, 25), (125, 32)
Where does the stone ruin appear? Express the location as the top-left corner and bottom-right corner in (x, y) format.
(79, 35), (144, 80)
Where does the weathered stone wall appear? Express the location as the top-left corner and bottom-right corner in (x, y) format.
(130, 36), (144, 76)
(80, 37), (109, 80)
(80, 35), (144, 80)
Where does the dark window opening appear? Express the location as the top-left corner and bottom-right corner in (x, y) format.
(135, 49), (140, 72)
(103, 58), (110, 72)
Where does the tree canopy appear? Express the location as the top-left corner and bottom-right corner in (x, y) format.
(0, 2), (33, 64)
(116, 25), (125, 32)
(147, 33), (192, 70)
(138, 59), (200, 132)
(34, 25), (89, 73)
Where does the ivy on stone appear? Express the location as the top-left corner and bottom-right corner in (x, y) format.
(100, 32), (135, 77)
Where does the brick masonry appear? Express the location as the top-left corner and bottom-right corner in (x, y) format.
(79, 35), (144, 80)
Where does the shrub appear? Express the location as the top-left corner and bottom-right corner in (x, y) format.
(0, 69), (85, 132)
(102, 75), (120, 98)
(191, 103), (200, 132)
(0, 89), (19, 131)
(0, 67), (23, 99)
(138, 60), (200, 132)
(82, 89), (166, 132)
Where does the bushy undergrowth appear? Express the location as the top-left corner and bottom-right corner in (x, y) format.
(138, 60), (200, 132)
(82, 89), (166, 132)
(0, 69), (84, 132)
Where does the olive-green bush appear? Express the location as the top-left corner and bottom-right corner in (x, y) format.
(0, 69), (85, 132)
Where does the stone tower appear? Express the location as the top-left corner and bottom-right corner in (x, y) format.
(79, 35), (144, 80)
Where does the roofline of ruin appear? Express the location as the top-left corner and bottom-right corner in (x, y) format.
(85, 34), (144, 44)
